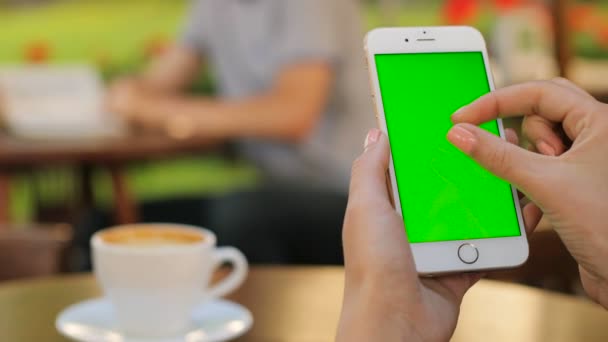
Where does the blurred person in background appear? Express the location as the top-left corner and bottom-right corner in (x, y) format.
(99, 0), (373, 265)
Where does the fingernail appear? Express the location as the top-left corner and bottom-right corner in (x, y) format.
(364, 128), (381, 150)
(447, 125), (477, 154)
(536, 140), (556, 156)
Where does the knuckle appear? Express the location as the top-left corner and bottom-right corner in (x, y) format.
(350, 155), (366, 181)
(343, 197), (369, 234)
(528, 79), (551, 90)
(344, 199), (363, 219)
(592, 102), (608, 118)
(485, 92), (500, 114)
(538, 79), (556, 87)
(526, 114), (547, 125)
(484, 145), (513, 176)
(550, 76), (571, 85)
(522, 115), (553, 137)
(533, 80), (559, 96)
(349, 154), (373, 196)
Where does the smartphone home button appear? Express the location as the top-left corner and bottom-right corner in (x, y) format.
(457, 243), (479, 264)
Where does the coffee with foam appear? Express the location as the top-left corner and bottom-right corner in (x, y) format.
(99, 226), (204, 246)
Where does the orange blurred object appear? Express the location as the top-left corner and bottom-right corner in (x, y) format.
(24, 41), (52, 64)
(443, 0), (479, 25)
(144, 35), (171, 59)
(568, 4), (595, 32)
(493, 0), (524, 12)
(595, 26), (608, 48)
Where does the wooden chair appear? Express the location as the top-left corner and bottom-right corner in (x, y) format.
(0, 224), (73, 281)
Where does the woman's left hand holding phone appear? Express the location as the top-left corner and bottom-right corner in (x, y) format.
(337, 129), (484, 342)
(337, 124), (534, 341)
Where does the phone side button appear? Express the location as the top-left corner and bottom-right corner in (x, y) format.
(457, 243), (479, 264)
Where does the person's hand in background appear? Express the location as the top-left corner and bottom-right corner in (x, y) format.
(449, 78), (608, 309)
(106, 77), (142, 116)
(105, 77), (167, 131)
(337, 129), (483, 341)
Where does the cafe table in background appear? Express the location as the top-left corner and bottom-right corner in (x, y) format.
(0, 132), (218, 225)
(0, 266), (607, 342)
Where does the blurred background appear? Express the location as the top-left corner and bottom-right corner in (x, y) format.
(3, 0), (608, 222)
(0, 0), (606, 294)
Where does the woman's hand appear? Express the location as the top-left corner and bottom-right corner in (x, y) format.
(449, 78), (608, 309)
(337, 129), (483, 342)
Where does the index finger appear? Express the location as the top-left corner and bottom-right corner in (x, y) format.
(452, 81), (597, 141)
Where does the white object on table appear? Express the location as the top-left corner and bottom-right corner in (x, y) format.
(0, 65), (125, 140)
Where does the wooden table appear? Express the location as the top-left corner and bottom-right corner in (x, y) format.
(0, 266), (607, 342)
(0, 133), (217, 224)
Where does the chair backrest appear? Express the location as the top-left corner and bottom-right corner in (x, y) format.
(0, 224), (73, 281)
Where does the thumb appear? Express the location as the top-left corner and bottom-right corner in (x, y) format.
(344, 129), (417, 278)
(447, 123), (549, 193)
(348, 129), (391, 207)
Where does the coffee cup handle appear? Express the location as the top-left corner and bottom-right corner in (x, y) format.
(207, 247), (249, 299)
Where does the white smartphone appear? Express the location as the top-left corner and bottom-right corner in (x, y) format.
(364, 26), (528, 275)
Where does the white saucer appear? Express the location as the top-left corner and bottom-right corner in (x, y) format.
(56, 298), (253, 342)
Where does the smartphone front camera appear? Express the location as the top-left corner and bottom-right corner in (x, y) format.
(405, 38), (409, 43)
(423, 30), (427, 34)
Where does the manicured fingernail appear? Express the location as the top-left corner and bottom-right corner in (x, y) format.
(447, 125), (477, 154)
(536, 140), (556, 156)
(364, 128), (381, 150)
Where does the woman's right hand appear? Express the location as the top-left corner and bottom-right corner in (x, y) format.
(447, 78), (608, 308)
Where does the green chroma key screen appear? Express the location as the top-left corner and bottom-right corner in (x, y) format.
(374, 51), (521, 243)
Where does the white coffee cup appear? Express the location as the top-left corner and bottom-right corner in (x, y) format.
(91, 224), (248, 337)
